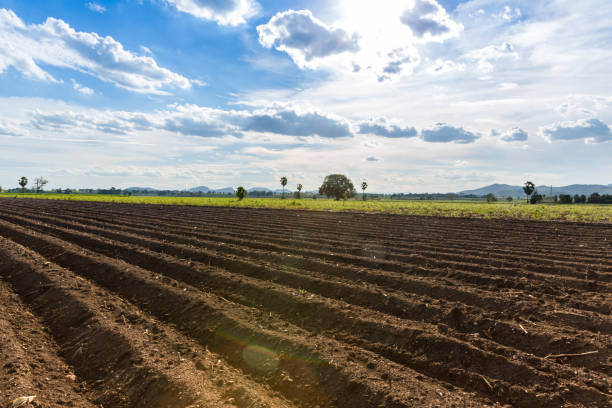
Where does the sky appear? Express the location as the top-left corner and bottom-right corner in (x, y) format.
(0, 0), (611, 193)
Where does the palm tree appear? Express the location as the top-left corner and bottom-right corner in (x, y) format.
(280, 176), (288, 199)
(523, 181), (535, 203)
(18, 176), (28, 193)
(361, 181), (368, 201)
(296, 183), (303, 199)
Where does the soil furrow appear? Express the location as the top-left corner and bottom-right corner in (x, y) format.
(0, 217), (483, 408)
(1, 198), (610, 408)
(0, 280), (97, 408)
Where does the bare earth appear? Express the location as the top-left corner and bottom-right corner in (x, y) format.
(0, 198), (610, 407)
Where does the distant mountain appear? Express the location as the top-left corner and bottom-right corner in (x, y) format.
(274, 188), (293, 193)
(459, 183), (612, 197)
(188, 186), (210, 193)
(459, 184), (518, 197)
(213, 187), (235, 194)
(125, 186), (157, 192)
(248, 187), (272, 192)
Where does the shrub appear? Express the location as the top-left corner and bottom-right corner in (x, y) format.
(559, 194), (572, 204)
(530, 190), (543, 204)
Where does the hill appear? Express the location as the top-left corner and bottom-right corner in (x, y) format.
(213, 187), (235, 194)
(459, 183), (612, 197)
(124, 187), (158, 192)
(188, 186), (210, 193)
(248, 187), (272, 192)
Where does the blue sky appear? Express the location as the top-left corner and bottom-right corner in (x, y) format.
(0, 0), (611, 192)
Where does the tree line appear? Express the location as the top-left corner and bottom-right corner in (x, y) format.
(5, 176), (610, 205)
(558, 193), (612, 204)
(236, 174), (367, 201)
(521, 181), (610, 204)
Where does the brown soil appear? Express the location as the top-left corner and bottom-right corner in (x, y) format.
(0, 197), (610, 407)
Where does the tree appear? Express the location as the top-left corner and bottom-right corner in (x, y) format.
(319, 174), (355, 201)
(361, 181), (368, 201)
(523, 181), (535, 203)
(530, 190), (543, 204)
(34, 177), (48, 193)
(280, 176), (288, 199)
(18, 177), (28, 193)
(295, 183), (303, 199)
(588, 192), (601, 204)
(236, 186), (247, 200)
(485, 193), (497, 203)
(573, 194), (586, 203)
(559, 194), (572, 204)
(506, 196), (513, 202)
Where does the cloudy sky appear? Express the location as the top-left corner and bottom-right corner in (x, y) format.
(0, 0), (611, 192)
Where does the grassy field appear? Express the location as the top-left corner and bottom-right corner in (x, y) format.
(1, 193), (611, 223)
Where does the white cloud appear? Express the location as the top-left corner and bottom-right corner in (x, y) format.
(501, 5), (521, 21)
(0, 119), (27, 136)
(498, 82), (518, 90)
(161, 106), (242, 138)
(27, 103), (354, 139)
(557, 94), (612, 118)
(400, 0), (463, 42)
(256, 1), (463, 82)
(257, 10), (360, 69)
(87, 2), (107, 13)
(71, 79), (94, 95)
(466, 42), (518, 60)
(428, 59), (466, 74)
(357, 117), (417, 138)
(377, 46), (420, 82)
(239, 104), (353, 138)
(241, 146), (285, 157)
(421, 123), (481, 143)
(30, 110), (144, 135)
(491, 127), (528, 142)
(23, 102), (505, 146)
(164, 0), (260, 26)
(539, 118), (612, 143)
(0, 9), (195, 94)
(463, 42), (519, 73)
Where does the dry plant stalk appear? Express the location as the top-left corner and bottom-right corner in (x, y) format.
(479, 375), (493, 392)
(545, 350), (598, 359)
(10, 396), (36, 408)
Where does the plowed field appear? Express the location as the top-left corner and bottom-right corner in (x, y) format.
(0, 198), (610, 408)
